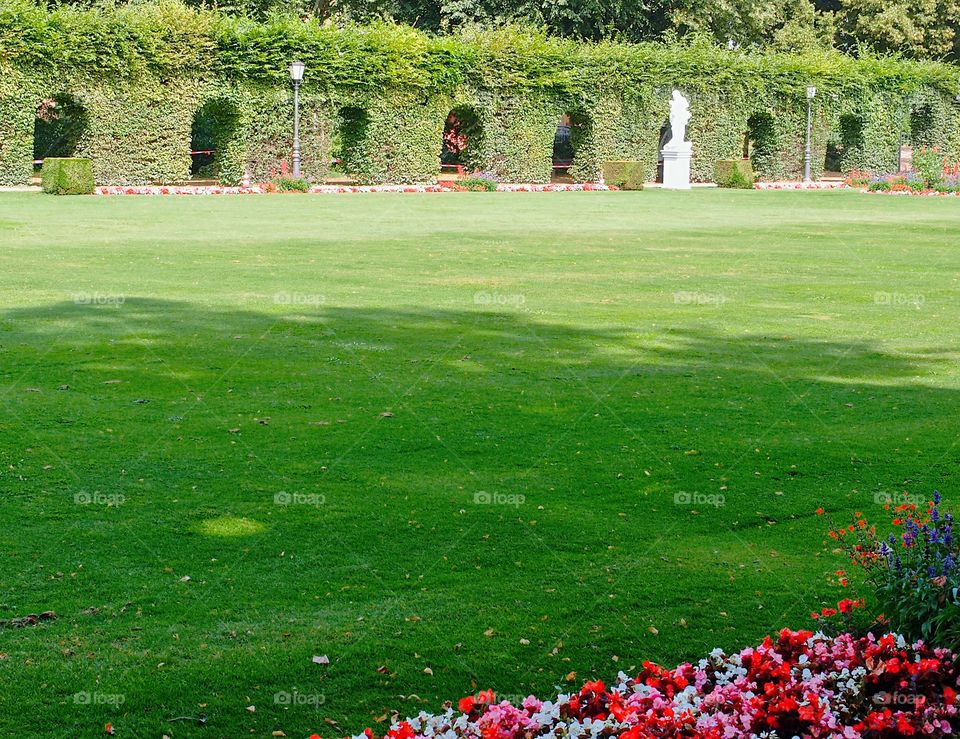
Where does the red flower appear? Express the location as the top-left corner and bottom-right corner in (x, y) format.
(457, 696), (475, 714)
(896, 713), (917, 735)
(945, 686), (957, 705)
(386, 722), (415, 739)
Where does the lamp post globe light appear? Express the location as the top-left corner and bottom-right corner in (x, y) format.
(289, 60), (306, 178)
(804, 85), (817, 184)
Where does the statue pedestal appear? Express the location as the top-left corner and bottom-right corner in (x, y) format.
(662, 143), (693, 190)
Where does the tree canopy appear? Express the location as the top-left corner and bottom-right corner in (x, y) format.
(45, 0), (960, 60)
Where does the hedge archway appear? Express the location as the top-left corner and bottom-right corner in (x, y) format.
(552, 111), (592, 181)
(746, 112), (778, 180)
(190, 97), (245, 185)
(442, 105), (484, 173)
(333, 106), (370, 181)
(34, 94), (88, 170)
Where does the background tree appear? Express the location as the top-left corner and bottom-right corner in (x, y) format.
(41, 0), (960, 60)
(837, 0), (960, 59)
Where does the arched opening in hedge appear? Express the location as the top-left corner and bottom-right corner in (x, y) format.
(655, 118), (672, 183)
(909, 103), (939, 149)
(552, 111), (590, 181)
(33, 94), (88, 173)
(825, 113), (865, 174)
(332, 107), (370, 180)
(745, 112), (777, 180)
(441, 105), (483, 174)
(190, 98), (244, 184)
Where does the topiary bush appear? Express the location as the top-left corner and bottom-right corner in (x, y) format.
(602, 160), (645, 190)
(40, 157), (94, 194)
(715, 159), (755, 188)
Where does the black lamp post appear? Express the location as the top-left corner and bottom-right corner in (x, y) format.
(289, 60), (306, 178)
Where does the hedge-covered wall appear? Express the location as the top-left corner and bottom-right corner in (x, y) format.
(1, 0), (959, 187)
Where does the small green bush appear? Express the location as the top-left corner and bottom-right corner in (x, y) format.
(715, 159), (755, 189)
(912, 146), (946, 188)
(602, 161), (645, 191)
(458, 175), (499, 192)
(274, 176), (310, 192)
(40, 158), (94, 195)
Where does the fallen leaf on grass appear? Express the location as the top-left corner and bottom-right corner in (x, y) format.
(312, 655), (330, 665)
(0, 611), (56, 629)
(565, 671), (577, 683)
(246, 705), (256, 712)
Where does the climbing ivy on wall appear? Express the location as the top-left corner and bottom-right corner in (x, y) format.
(0, 0), (958, 187)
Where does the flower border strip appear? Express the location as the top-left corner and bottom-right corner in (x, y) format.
(94, 183), (614, 196)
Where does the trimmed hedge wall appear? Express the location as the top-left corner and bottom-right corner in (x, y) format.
(1, 1), (959, 187)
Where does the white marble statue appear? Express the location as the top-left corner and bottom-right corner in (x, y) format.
(667, 90), (691, 147)
(662, 90), (693, 189)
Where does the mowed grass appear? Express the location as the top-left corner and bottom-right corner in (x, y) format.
(0, 189), (959, 737)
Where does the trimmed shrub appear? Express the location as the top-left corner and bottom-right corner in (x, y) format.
(458, 174), (499, 191)
(40, 157), (94, 194)
(602, 161), (645, 190)
(715, 159), (755, 188)
(274, 176), (309, 192)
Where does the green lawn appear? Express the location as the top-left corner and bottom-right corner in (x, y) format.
(0, 189), (959, 737)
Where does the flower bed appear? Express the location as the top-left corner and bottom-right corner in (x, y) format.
(849, 149), (960, 197)
(753, 182), (850, 191)
(94, 183), (613, 196)
(333, 630), (958, 739)
(866, 189), (960, 198)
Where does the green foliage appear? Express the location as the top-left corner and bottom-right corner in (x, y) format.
(912, 145), (946, 187)
(602, 160), (646, 190)
(839, 0), (960, 60)
(40, 156), (94, 194)
(715, 158), (755, 187)
(458, 174), (499, 190)
(274, 175), (310, 191)
(1, 2), (959, 187)
(671, 0), (829, 51)
(828, 493), (960, 652)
